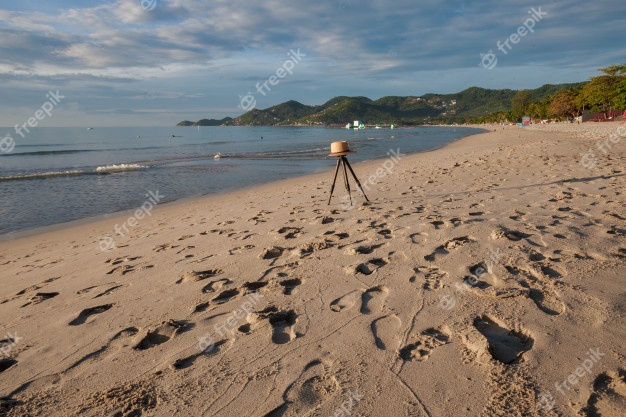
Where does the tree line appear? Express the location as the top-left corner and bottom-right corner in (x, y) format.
(472, 63), (626, 123)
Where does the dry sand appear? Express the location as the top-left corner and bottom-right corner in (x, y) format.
(1, 122), (625, 417)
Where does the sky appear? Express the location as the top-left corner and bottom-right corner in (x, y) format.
(0, 0), (624, 126)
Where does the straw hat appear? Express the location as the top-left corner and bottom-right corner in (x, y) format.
(328, 140), (354, 156)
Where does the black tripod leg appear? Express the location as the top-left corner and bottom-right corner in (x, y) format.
(327, 157), (342, 205)
(344, 158), (370, 202)
(341, 157), (352, 205)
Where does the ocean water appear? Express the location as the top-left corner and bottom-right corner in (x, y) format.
(0, 126), (483, 234)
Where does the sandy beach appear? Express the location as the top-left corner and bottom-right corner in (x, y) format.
(1, 123), (625, 416)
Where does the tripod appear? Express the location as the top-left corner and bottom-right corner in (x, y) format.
(327, 155), (369, 206)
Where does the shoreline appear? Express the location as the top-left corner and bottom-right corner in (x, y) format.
(1, 122), (624, 416)
(2, 126), (488, 241)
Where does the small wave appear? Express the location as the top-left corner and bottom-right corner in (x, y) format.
(95, 164), (149, 172)
(0, 164), (149, 182)
(2, 149), (97, 157)
(0, 170), (89, 181)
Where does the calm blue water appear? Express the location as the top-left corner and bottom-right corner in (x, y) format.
(0, 126), (483, 234)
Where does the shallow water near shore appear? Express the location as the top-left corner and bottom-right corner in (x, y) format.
(0, 125), (483, 233)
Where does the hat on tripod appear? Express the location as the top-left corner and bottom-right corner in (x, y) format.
(328, 141), (354, 157)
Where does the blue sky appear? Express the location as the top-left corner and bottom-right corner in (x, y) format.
(0, 0), (624, 126)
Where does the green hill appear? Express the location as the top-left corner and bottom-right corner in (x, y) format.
(176, 117), (233, 126)
(179, 83), (583, 126)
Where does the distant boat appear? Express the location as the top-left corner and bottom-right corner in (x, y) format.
(375, 125), (382, 129)
(390, 124), (395, 130)
(87, 127), (94, 130)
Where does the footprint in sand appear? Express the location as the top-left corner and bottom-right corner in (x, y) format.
(171, 339), (231, 370)
(242, 281), (268, 294)
(211, 288), (241, 304)
(20, 292), (59, 307)
(0, 357), (18, 373)
(400, 326), (451, 361)
(424, 236), (474, 261)
(527, 287), (565, 316)
(65, 327), (138, 372)
(69, 304), (114, 326)
(3, 277), (60, 304)
(473, 315), (533, 364)
(201, 278), (231, 293)
(372, 314), (402, 351)
(508, 266), (566, 316)
(360, 285), (389, 314)
(347, 257), (389, 275)
(252, 307), (299, 345)
(276, 227), (303, 239)
(279, 278), (303, 295)
(268, 309), (298, 344)
(133, 320), (189, 350)
(330, 286), (389, 314)
(107, 256), (141, 265)
(330, 290), (361, 312)
(176, 268), (223, 284)
(581, 369), (626, 416)
(414, 266), (447, 290)
(293, 239), (335, 258)
(323, 231), (350, 243)
(228, 244), (255, 255)
(263, 359), (339, 417)
(93, 285), (123, 299)
(346, 243), (384, 255)
(259, 246), (285, 260)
